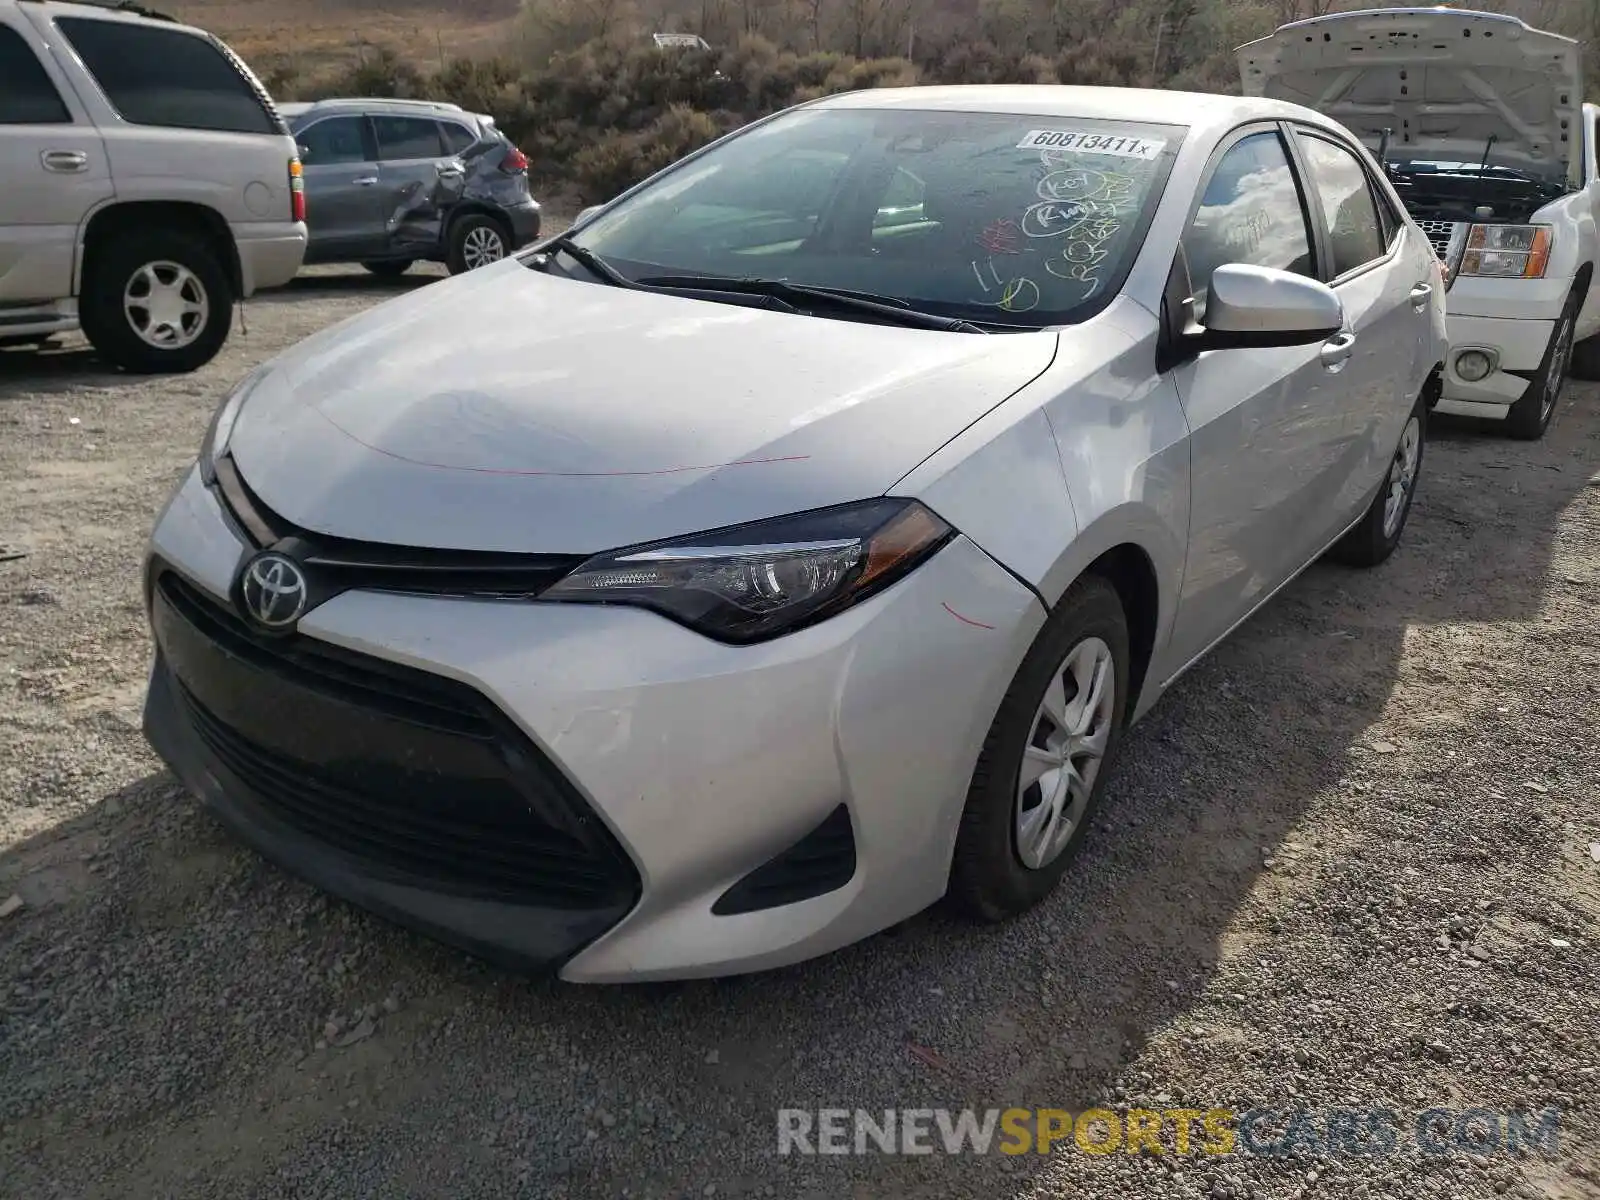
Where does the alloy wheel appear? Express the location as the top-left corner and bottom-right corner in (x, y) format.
(1542, 315), (1573, 423)
(1014, 636), (1116, 870)
(462, 226), (506, 270)
(123, 261), (209, 350)
(1382, 414), (1422, 539)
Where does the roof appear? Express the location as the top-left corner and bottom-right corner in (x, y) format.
(10, 0), (190, 27)
(813, 84), (1325, 136)
(283, 97), (469, 117)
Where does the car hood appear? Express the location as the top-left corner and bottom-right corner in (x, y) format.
(226, 262), (1060, 554)
(1237, 7), (1582, 180)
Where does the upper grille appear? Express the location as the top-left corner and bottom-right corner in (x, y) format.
(1416, 219), (1464, 263)
(153, 570), (639, 909)
(213, 453), (584, 602)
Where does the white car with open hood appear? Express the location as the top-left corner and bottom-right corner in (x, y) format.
(1240, 6), (1600, 438)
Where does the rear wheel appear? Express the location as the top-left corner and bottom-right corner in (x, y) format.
(948, 576), (1129, 921)
(79, 229), (231, 374)
(1505, 293), (1576, 440)
(446, 214), (508, 275)
(1328, 394), (1425, 568)
(361, 259), (414, 278)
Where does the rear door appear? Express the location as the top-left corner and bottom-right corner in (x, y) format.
(294, 114), (385, 261)
(372, 115), (462, 256)
(1164, 125), (1362, 669)
(1289, 126), (1428, 519)
(0, 17), (113, 303)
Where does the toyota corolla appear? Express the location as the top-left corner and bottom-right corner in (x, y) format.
(142, 86), (1446, 981)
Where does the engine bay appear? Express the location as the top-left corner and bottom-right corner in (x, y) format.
(1386, 163), (1571, 225)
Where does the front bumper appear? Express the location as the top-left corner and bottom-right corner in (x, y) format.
(1437, 311), (1553, 415)
(142, 465), (1044, 981)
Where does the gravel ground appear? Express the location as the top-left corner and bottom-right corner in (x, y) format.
(2, 259), (1598, 1200)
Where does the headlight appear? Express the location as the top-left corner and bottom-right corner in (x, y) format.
(542, 499), (953, 643)
(1457, 224), (1552, 279)
(198, 369), (262, 484)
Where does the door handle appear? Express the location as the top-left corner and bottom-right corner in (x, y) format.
(1320, 331), (1357, 371)
(436, 163), (463, 177)
(353, 176), (379, 186)
(41, 149), (88, 173)
(1409, 282), (1433, 310)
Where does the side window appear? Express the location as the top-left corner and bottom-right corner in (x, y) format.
(373, 116), (443, 160)
(296, 116), (369, 165)
(1182, 131), (1315, 323)
(439, 122), (477, 155)
(0, 24), (71, 124)
(874, 167), (925, 228)
(56, 18), (275, 135)
(1299, 135), (1385, 277)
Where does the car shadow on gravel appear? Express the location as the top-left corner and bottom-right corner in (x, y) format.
(246, 271), (444, 307)
(3, 400), (1596, 1198)
(0, 341), (124, 395)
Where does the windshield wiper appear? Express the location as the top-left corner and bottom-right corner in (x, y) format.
(531, 235), (635, 288)
(637, 274), (988, 333)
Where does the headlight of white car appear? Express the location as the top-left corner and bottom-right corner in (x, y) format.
(543, 499), (953, 643)
(198, 369), (264, 484)
(1457, 224), (1552, 279)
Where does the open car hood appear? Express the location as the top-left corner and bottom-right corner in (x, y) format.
(1237, 7), (1582, 181)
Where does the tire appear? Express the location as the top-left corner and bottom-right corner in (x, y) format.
(1504, 290), (1577, 440)
(446, 213), (509, 275)
(1328, 392), (1426, 568)
(361, 259), (414, 278)
(79, 229), (231, 374)
(948, 575), (1131, 922)
(1569, 331), (1600, 381)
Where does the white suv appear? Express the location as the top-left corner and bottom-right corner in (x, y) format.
(0, 0), (306, 372)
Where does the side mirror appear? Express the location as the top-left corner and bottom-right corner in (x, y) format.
(575, 204), (604, 226)
(1191, 263), (1344, 351)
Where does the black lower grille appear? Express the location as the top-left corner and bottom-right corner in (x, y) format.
(153, 569), (638, 909)
(712, 805), (856, 915)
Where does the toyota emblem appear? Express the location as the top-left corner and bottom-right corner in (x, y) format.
(239, 551), (308, 629)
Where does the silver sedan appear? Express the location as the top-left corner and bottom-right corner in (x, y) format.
(142, 85), (1447, 981)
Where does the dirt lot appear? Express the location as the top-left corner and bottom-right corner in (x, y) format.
(2, 264), (1599, 1200)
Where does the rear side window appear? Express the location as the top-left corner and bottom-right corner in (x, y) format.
(373, 116), (443, 160)
(56, 17), (276, 135)
(0, 24), (71, 124)
(439, 121), (477, 155)
(298, 116), (369, 165)
(1298, 135), (1385, 277)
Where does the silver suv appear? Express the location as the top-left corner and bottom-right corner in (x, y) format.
(0, 0), (306, 372)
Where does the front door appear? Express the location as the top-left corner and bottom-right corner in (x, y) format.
(295, 114), (385, 262)
(1165, 126), (1361, 671)
(0, 19), (113, 304)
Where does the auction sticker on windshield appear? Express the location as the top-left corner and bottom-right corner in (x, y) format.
(1016, 130), (1167, 159)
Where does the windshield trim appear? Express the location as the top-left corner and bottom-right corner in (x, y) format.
(534, 107), (1189, 331)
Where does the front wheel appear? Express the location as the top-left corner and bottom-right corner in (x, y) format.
(948, 575), (1130, 922)
(446, 214), (508, 275)
(1505, 294), (1576, 440)
(79, 229), (232, 374)
(361, 259), (414, 279)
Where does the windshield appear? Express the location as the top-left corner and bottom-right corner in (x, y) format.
(567, 107), (1184, 326)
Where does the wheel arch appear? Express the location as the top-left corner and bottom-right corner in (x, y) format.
(79, 201), (242, 299)
(1082, 543), (1161, 720)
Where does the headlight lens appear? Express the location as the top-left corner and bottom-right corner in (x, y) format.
(1458, 224), (1552, 278)
(542, 499), (954, 642)
(198, 370), (262, 483)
